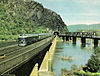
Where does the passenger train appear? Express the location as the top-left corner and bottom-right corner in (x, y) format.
(18, 33), (53, 46)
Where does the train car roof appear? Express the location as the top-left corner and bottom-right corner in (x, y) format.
(19, 33), (52, 38)
(19, 35), (28, 38)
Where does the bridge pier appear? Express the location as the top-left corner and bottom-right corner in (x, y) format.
(94, 38), (98, 47)
(81, 37), (86, 45)
(62, 36), (65, 41)
(69, 37), (72, 40)
(72, 37), (76, 44)
(66, 36), (69, 41)
(81, 44), (86, 48)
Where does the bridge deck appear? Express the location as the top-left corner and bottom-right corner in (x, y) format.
(59, 32), (100, 47)
(59, 34), (100, 39)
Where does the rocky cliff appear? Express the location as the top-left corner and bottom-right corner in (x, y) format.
(0, 0), (68, 35)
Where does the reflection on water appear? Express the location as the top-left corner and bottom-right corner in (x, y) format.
(52, 39), (94, 76)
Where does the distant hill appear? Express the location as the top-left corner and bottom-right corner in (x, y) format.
(68, 24), (100, 32)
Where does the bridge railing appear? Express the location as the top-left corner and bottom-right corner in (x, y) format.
(30, 63), (38, 76)
(30, 36), (57, 76)
(65, 32), (97, 37)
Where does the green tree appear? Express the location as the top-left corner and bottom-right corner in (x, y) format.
(84, 47), (100, 72)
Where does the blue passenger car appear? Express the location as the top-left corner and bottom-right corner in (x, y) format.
(18, 33), (52, 46)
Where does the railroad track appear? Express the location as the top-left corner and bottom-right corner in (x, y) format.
(0, 45), (22, 55)
(0, 42), (37, 62)
(0, 36), (54, 63)
(0, 44), (17, 50)
(0, 45), (23, 61)
(0, 37), (53, 63)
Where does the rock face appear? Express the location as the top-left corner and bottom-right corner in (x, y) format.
(0, 0), (68, 34)
(28, 1), (68, 33)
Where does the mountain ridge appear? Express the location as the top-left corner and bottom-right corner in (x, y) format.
(68, 23), (100, 32)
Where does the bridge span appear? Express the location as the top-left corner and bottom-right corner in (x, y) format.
(58, 32), (100, 47)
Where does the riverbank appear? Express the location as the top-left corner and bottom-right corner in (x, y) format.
(61, 68), (100, 76)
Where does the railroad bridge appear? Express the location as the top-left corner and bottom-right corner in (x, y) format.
(0, 35), (55, 76)
(0, 32), (100, 76)
(58, 32), (99, 47)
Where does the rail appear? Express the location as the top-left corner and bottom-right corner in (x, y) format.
(0, 36), (54, 75)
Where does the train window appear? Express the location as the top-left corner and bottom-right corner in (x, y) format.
(18, 38), (25, 41)
(18, 38), (26, 43)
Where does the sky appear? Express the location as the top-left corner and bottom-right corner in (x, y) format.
(34, 0), (100, 25)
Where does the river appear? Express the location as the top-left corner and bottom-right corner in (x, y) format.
(52, 38), (94, 76)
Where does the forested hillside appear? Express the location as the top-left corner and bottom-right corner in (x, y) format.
(0, 0), (68, 40)
(68, 24), (100, 32)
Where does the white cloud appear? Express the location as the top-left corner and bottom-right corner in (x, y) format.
(76, 0), (100, 5)
(45, 0), (100, 4)
(77, 0), (89, 4)
(79, 13), (98, 16)
(90, 0), (100, 4)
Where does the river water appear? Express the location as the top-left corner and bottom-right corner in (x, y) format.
(52, 39), (94, 76)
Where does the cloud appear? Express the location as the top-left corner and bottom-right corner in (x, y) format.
(76, 0), (100, 5)
(76, 0), (89, 4)
(40, 0), (67, 2)
(89, 0), (100, 4)
(45, 0), (100, 4)
(79, 13), (98, 16)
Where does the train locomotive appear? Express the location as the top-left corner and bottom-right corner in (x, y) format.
(18, 33), (52, 46)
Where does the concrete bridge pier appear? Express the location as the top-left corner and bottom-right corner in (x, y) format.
(69, 37), (72, 40)
(81, 37), (86, 45)
(94, 38), (98, 47)
(62, 36), (65, 41)
(72, 37), (76, 44)
(81, 44), (86, 48)
(66, 36), (69, 41)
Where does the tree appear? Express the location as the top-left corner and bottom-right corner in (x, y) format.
(84, 47), (100, 72)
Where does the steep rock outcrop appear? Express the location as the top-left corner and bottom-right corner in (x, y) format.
(28, 1), (68, 33)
